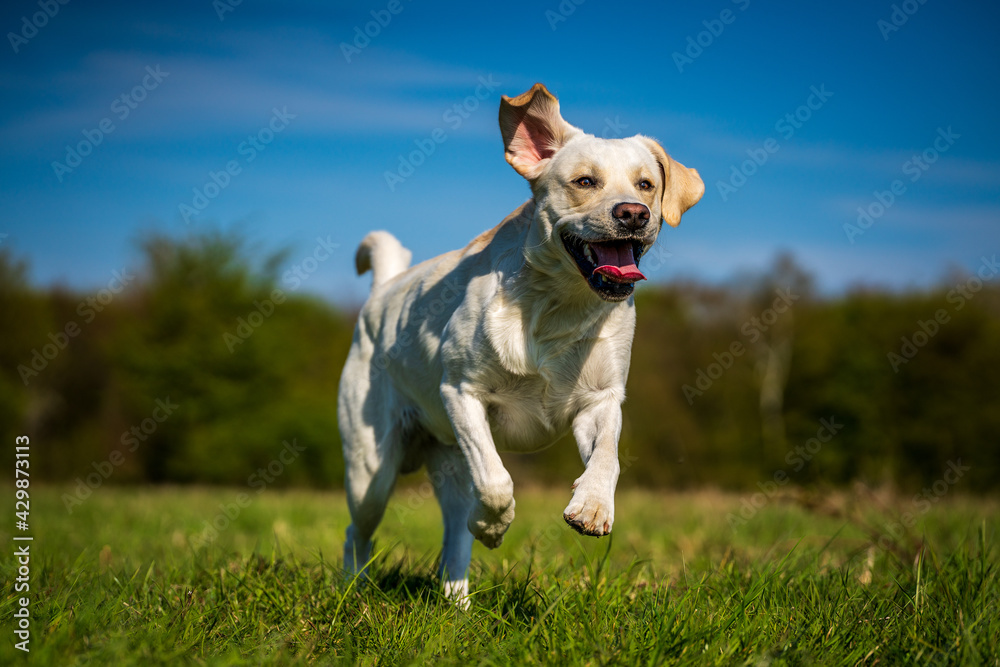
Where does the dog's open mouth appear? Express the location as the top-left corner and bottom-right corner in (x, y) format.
(561, 234), (647, 301)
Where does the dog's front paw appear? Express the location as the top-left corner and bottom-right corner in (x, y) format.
(563, 480), (614, 536)
(468, 497), (515, 549)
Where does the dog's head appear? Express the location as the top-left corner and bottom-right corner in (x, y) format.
(500, 83), (704, 302)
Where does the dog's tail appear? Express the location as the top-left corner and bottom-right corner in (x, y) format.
(355, 231), (412, 290)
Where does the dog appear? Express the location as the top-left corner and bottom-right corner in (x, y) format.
(339, 83), (703, 603)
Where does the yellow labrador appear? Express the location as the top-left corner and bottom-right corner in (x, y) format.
(339, 83), (703, 602)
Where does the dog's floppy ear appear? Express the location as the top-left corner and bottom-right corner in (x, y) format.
(639, 137), (704, 227)
(499, 83), (582, 181)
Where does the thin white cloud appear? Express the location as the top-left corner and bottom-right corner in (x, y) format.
(1, 44), (514, 151)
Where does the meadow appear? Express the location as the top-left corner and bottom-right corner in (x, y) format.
(1, 484), (997, 665)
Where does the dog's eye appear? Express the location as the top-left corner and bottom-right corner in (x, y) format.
(574, 176), (596, 188)
(638, 179), (653, 191)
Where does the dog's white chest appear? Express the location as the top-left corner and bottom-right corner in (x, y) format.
(478, 297), (606, 451)
(482, 373), (574, 452)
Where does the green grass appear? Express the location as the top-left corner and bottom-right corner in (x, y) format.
(2, 484), (998, 665)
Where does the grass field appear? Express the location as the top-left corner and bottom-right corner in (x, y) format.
(2, 483), (998, 665)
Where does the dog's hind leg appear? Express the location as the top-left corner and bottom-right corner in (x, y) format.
(342, 418), (403, 580)
(425, 444), (475, 606)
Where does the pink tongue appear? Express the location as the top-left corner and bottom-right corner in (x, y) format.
(591, 243), (646, 283)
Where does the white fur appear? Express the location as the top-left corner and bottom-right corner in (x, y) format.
(339, 83), (703, 605)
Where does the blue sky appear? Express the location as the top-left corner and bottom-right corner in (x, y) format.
(2, 0), (998, 304)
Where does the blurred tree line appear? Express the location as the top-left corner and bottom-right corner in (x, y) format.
(1, 234), (998, 493)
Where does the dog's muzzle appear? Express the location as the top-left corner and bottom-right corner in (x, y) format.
(561, 233), (649, 302)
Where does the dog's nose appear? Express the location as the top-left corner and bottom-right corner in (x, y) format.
(612, 202), (650, 231)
